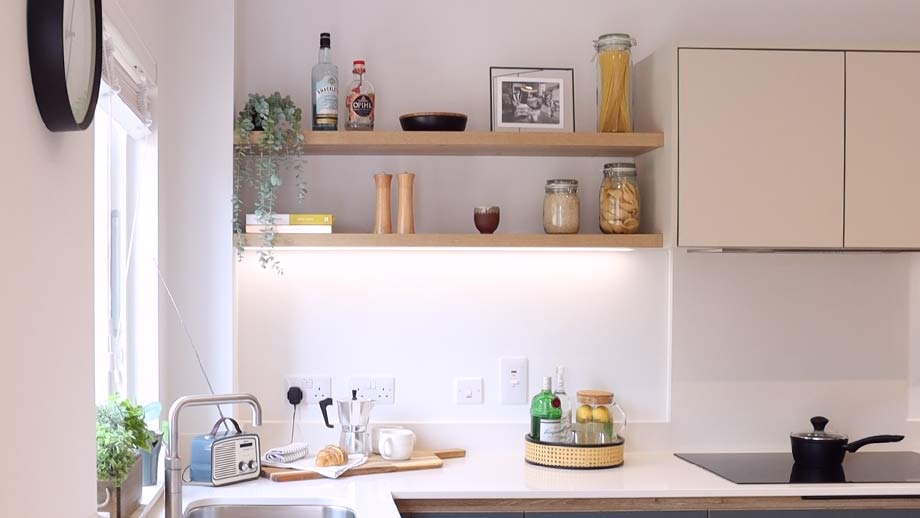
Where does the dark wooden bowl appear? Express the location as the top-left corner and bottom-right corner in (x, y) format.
(399, 112), (468, 131)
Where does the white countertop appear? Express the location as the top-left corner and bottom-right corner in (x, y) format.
(159, 453), (920, 518)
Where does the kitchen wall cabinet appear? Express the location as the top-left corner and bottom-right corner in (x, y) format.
(637, 46), (920, 249)
(676, 49), (845, 248)
(844, 52), (920, 248)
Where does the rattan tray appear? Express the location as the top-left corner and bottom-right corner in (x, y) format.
(524, 434), (624, 469)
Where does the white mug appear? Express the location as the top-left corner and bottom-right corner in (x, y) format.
(379, 429), (416, 461)
(370, 425), (404, 454)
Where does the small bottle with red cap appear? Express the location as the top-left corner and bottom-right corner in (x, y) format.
(346, 60), (375, 131)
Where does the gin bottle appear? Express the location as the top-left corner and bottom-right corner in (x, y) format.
(311, 32), (338, 131)
(346, 60), (375, 131)
(554, 365), (573, 442)
(530, 376), (563, 442)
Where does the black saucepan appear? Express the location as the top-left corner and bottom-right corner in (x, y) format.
(790, 416), (904, 468)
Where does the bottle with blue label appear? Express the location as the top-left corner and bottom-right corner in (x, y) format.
(311, 32), (339, 131)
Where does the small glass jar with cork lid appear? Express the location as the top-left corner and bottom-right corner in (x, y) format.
(574, 390), (627, 445)
(543, 179), (580, 234)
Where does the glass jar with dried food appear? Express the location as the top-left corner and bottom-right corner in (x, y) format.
(544, 179), (580, 234)
(595, 33), (636, 133)
(599, 162), (640, 234)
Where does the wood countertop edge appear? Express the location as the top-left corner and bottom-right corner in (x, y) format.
(395, 496), (920, 513)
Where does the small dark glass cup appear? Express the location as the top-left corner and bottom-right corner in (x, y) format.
(474, 206), (500, 234)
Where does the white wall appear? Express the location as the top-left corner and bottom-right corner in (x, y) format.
(231, 0), (920, 453)
(156, 0), (237, 436)
(0, 3), (95, 516)
(672, 251), (913, 451)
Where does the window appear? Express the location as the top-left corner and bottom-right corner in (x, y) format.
(93, 78), (158, 406)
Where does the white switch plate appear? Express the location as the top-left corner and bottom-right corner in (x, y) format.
(349, 377), (396, 405)
(455, 377), (484, 404)
(500, 357), (528, 404)
(285, 376), (331, 405)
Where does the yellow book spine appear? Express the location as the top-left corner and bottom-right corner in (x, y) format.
(289, 214), (334, 225)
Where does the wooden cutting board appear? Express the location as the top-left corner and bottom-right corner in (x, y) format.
(261, 449), (466, 482)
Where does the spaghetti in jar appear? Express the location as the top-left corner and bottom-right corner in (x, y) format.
(595, 33), (636, 133)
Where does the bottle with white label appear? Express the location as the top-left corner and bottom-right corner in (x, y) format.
(530, 376), (563, 442)
(311, 32), (338, 131)
(346, 60), (375, 131)
(554, 365), (573, 442)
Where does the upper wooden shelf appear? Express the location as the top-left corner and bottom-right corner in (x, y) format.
(242, 233), (663, 249)
(236, 131), (664, 157)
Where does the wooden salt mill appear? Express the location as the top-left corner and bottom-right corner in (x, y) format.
(396, 172), (415, 234)
(373, 173), (393, 234)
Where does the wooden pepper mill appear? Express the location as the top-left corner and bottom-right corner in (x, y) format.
(373, 173), (393, 234)
(396, 172), (415, 234)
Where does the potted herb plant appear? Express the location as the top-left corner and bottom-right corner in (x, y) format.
(96, 396), (155, 518)
(233, 92), (306, 274)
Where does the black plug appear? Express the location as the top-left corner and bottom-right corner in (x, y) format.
(287, 386), (304, 406)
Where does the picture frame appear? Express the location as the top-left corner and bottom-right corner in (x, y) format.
(490, 67), (575, 132)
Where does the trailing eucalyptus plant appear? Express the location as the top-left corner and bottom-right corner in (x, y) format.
(234, 92), (307, 273)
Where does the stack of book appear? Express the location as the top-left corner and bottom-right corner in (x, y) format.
(246, 214), (334, 234)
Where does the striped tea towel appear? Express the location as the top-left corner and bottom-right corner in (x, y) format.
(263, 442), (310, 463)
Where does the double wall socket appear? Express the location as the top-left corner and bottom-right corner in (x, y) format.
(285, 376), (331, 405)
(348, 377), (396, 405)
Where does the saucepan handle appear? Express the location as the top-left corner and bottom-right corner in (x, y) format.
(845, 434), (904, 452)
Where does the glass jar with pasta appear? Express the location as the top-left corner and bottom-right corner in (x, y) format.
(599, 162), (640, 234)
(594, 33), (636, 133)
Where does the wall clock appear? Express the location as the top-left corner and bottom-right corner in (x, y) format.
(27, 0), (103, 132)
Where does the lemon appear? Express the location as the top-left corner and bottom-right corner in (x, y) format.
(592, 406), (611, 423)
(576, 405), (594, 423)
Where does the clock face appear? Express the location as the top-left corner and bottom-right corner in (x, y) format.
(62, 0), (96, 123)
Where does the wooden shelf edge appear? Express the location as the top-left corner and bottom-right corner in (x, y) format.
(235, 131), (664, 157)
(241, 233), (663, 249)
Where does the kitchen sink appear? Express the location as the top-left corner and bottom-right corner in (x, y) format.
(185, 505), (356, 518)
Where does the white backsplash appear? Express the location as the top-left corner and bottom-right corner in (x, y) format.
(235, 249), (919, 452)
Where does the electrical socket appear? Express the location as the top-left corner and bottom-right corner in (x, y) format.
(285, 376), (331, 405)
(348, 377), (396, 405)
(455, 377), (484, 405)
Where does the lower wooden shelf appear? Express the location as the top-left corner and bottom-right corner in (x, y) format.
(241, 233), (663, 249)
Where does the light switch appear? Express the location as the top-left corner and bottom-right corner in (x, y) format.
(500, 357), (528, 404)
(455, 377), (484, 405)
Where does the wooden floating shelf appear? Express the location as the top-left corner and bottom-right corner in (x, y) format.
(236, 131), (664, 157)
(242, 233), (663, 249)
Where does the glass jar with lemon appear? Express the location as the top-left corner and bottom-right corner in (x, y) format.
(574, 390), (627, 445)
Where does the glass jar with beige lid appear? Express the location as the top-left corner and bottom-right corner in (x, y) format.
(574, 390), (627, 445)
(599, 162), (640, 234)
(595, 33), (636, 132)
(543, 179), (580, 234)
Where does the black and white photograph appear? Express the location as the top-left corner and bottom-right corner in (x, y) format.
(490, 67), (575, 132)
(496, 77), (563, 129)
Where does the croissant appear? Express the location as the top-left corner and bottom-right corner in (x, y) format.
(315, 444), (348, 467)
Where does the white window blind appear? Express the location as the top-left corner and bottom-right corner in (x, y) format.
(101, 11), (157, 131)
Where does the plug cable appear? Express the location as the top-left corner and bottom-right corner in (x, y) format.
(286, 386), (304, 443)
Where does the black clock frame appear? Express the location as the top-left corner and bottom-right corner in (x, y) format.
(27, 0), (103, 132)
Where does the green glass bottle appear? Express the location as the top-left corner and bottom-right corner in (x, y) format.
(530, 376), (563, 442)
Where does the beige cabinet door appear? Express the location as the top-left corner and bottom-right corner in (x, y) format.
(845, 52), (920, 248)
(678, 49), (845, 247)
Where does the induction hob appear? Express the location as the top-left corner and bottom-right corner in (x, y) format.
(676, 452), (920, 484)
